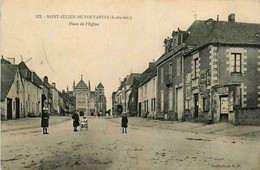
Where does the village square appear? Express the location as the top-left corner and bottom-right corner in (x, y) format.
(1, 0), (260, 169)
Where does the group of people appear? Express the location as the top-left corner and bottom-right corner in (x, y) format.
(41, 109), (129, 134)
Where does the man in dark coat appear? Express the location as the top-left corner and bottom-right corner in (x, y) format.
(41, 108), (49, 134)
(72, 112), (80, 132)
(121, 113), (128, 133)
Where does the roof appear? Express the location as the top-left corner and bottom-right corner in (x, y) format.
(156, 19), (260, 63)
(139, 62), (157, 86)
(1, 64), (19, 101)
(1, 58), (11, 64)
(97, 82), (104, 88)
(125, 73), (141, 85)
(75, 80), (88, 88)
(185, 20), (260, 53)
(118, 78), (127, 90)
(139, 70), (157, 87)
(32, 72), (43, 86)
(44, 81), (53, 88)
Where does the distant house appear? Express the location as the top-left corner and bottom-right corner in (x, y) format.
(112, 77), (127, 116)
(50, 82), (59, 114)
(1, 64), (24, 120)
(18, 62), (42, 117)
(138, 62), (157, 118)
(116, 73), (141, 116)
(95, 83), (107, 115)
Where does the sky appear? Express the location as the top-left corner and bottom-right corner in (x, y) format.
(1, 0), (260, 109)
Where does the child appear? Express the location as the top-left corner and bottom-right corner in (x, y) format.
(72, 112), (80, 132)
(121, 113), (128, 133)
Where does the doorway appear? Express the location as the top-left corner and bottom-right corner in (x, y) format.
(7, 98), (12, 119)
(139, 103), (142, 114)
(220, 96), (229, 122)
(194, 94), (199, 118)
(16, 98), (20, 118)
(176, 87), (183, 120)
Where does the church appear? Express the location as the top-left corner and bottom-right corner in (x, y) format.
(73, 75), (106, 116)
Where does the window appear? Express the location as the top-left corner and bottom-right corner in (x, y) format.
(203, 98), (209, 111)
(176, 58), (182, 76)
(153, 98), (156, 111)
(144, 101), (147, 112)
(169, 63), (172, 75)
(231, 53), (241, 73)
(146, 100), (149, 113)
(17, 80), (19, 94)
(145, 84), (147, 94)
(160, 90), (164, 112)
(169, 88), (173, 111)
(160, 67), (164, 83)
(194, 58), (199, 78)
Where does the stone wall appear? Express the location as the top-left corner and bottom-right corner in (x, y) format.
(235, 108), (260, 125)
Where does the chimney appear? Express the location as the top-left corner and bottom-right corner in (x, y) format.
(228, 13), (235, 22)
(149, 62), (155, 68)
(52, 83), (56, 88)
(43, 76), (48, 83)
(217, 15), (219, 21)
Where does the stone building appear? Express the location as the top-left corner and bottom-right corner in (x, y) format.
(155, 13), (260, 124)
(18, 62), (42, 117)
(1, 64), (24, 120)
(73, 75), (106, 116)
(138, 62), (157, 118)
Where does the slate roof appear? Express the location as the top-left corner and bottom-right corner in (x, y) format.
(1, 58), (11, 64)
(44, 81), (53, 89)
(1, 64), (19, 101)
(185, 20), (260, 52)
(97, 83), (104, 88)
(75, 80), (88, 88)
(118, 78), (127, 90)
(32, 72), (43, 87)
(125, 73), (141, 85)
(156, 19), (260, 63)
(139, 70), (157, 87)
(139, 62), (157, 87)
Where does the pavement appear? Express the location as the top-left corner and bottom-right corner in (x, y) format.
(1, 116), (260, 170)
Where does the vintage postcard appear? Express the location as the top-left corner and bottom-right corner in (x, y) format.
(1, 0), (260, 169)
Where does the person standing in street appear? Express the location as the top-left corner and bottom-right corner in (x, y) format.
(121, 113), (128, 133)
(72, 111), (80, 132)
(41, 108), (49, 134)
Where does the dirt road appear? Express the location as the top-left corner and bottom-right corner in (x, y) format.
(1, 117), (260, 170)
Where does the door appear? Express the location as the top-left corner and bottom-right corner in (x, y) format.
(139, 103), (141, 114)
(194, 94), (199, 118)
(220, 96), (229, 122)
(16, 98), (20, 118)
(176, 87), (183, 120)
(7, 98), (12, 119)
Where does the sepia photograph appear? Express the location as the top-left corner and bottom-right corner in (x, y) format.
(1, 0), (260, 169)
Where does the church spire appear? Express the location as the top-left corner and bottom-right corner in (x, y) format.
(81, 75), (83, 80)
(89, 80), (91, 91)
